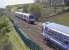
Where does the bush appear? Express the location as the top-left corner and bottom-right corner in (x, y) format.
(0, 16), (10, 35)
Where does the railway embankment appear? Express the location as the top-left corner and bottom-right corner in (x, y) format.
(9, 18), (43, 50)
(7, 17), (30, 50)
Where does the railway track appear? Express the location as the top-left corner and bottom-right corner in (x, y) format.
(9, 12), (55, 50)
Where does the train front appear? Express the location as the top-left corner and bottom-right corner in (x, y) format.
(29, 15), (35, 24)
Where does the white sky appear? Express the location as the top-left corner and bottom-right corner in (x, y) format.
(0, 0), (34, 8)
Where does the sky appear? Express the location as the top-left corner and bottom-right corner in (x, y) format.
(0, 0), (34, 8)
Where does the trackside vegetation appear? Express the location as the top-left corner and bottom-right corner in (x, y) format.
(7, 16), (30, 50)
(0, 16), (30, 50)
(0, 16), (11, 50)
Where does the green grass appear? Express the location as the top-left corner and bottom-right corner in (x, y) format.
(5, 16), (30, 50)
(8, 27), (30, 50)
(0, 16), (10, 50)
(48, 12), (69, 26)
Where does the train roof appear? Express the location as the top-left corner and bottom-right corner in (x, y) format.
(43, 22), (69, 36)
(15, 12), (31, 16)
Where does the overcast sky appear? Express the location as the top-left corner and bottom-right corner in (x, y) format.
(0, 0), (34, 8)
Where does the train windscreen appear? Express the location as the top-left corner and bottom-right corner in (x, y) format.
(29, 16), (35, 19)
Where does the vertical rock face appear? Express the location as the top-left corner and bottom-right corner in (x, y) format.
(65, 0), (69, 2)
(65, 0), (69, 4)
(35, 0), (65, 6)
(35, 0), (69, 6)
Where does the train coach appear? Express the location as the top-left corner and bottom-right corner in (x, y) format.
(41, 22), (69, 50)
(15, 12), (35, 24)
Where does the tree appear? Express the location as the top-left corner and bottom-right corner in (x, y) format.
(28, 4), (43, 20)
(23, 4), (29, 13)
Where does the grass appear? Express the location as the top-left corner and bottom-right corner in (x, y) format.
(8, 27), (30, 50)
(48, 12), (69, 26)
(4, 16), (30, 50)
(0, 16), (9, 50)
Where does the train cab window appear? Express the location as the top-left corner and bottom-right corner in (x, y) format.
(48, 29), (55, 35)
(29, 16), (34, 19)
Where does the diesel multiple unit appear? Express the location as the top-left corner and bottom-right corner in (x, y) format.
(15, 12), (35, 24)
(41, 22), (69, 50)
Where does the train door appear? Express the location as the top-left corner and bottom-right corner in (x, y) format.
(26, 16), (29, 22)
(42, 26), (49, 37)
(23, 15), (26, 21)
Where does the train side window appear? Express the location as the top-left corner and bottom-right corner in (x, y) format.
(21, 15), (23, 17)
(64, 41), (69, 45)
(24, 15), (26, 18)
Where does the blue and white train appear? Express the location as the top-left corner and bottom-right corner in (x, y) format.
(15, 12), (35, 24)
(41, 22), (69, 50)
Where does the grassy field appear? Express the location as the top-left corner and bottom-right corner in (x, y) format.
(48, 12), (69, 26)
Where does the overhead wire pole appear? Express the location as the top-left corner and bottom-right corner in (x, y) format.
(54, 0), (57, 14)
(50, 0), (52, 8)
(62, 0), (65, 12)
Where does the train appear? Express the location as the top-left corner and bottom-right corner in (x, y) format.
(15, 12), (35, 24)
(41, 22), (69, 50)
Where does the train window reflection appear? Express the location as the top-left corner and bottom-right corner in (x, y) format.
(48, 29), (55, 35)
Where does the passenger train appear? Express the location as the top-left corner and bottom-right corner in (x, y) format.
(15, 12), (35, 24)
(41, 22), (69, 50)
